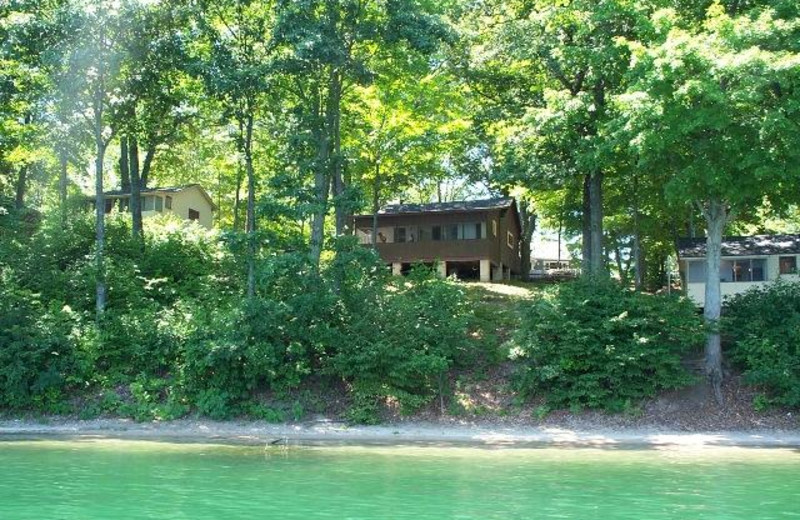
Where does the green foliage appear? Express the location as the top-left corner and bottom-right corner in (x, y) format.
(5, 0), (799, 425)
(724, 282), (800, 408)
(0, 282), (83, 411)
(116, 376), (189, 422)
(512, 279), (702, 410)
(333, 265), (473, 416)
(0, 216), (477, 420)
(344, 392), (383, 426)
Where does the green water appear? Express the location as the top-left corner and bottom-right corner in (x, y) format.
(1, 440), (799, 519)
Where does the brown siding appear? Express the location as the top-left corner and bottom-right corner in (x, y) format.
(499, 207), (522, 272)
(354, 209), (512, 267)
(374, 239), (495, 263)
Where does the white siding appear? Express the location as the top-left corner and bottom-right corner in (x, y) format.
(683, 254), (800, 306)
(168, 186), (214, 229)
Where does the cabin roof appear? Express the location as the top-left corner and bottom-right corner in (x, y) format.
(101, 184), (217, 211)
(678, 234), (800, 258)
(356, 197), (515, 218)
(104, 185), (186, 196)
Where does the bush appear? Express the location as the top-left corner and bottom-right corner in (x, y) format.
(332, 265), (473, 416)
(0, 214), (476, 421)
(724, 281), (800, 408)
(0, 282), (84, 411)
(512, 279), (702, 411)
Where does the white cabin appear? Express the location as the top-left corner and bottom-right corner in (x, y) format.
(678, 234), (800, 307)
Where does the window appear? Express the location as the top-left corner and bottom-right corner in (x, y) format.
(165, 196), (172, 210)
(507, 231), (514, 249)
(400, 222), (486, 242)
(155, 196), (163, 212)
(447, 225), (459, 241)
(463, 223), (479, 240)
(492, 219), (497, 237)
(722, 258), (766, 282)
(750, 259), (765, 281)
(143, 196), (155, 211)
(104, 199), (114, 214)
(719, 259), (734, 282)
(188, 208), (200, 221)
(731, 261), (745, 281)
(687, 261), (706, 283)
(779, 256), (797, 275)
(357, 229), (373, 245)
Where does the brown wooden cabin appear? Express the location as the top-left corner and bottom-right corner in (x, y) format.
(353, 197), (522, 281)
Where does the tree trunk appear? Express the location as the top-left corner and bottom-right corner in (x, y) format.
(632, 175), (643, 291)
(309, 80), (332, 268)
(244, 113), (256, 299)
(59, 151), (68, 228)
(14, 165), (28, 210)
(94, 117), (106, 319)
(233, 118), (244, 231)
(519, 203), (536, 282)
(129, 136), (143, 243)
(14, 114), (32, 210)
(612, 234), (627, 286)
(702, 198), (727, 406)
(581, 174), (591, 275)
(371, 164), (380, 248)
(309, 136), (329, 268)
(589, 170), (604, 276)
(140, 146), (155, 189)
(93, 11), (109, 321)
(557, 200), (564, 264)
(329, 69), (347, 236)
(233, 166), (243, 231)
(119, 137), (130, 192)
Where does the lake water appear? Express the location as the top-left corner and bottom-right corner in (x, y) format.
(1, 439), (799, 519)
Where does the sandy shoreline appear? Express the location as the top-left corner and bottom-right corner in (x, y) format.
(2, 418), (799, 448)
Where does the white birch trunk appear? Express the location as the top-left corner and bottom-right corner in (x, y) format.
(702, 199), (727, 405)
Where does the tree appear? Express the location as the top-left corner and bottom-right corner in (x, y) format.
(115, 0), (197, 243)
(0, 0), (57, 210)
(274, 0), (452, 267)
(616, 4), (800, 401)
(347, 61), (472, 242)
(196, 0), (278, 298)
(459, 0), (649, 277)
(55, 0), (125, 317)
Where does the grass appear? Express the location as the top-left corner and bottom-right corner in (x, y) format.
(462, 281), (536, 361)
(422, 281), (541, 420)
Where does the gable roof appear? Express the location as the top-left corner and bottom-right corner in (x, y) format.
(102, 184), (217, 211)
(678, 234), (800, 258)
(374, 197), (515, 216)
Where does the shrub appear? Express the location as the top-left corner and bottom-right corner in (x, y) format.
(140, 216), (236, 303)
(0, 282), (83, 411)
(332, 266), (473, 416)
(512, 279), (702, 411)
(94, 303), (182, 382)
(0, 214), (477, 421)
(724, 281), (800, 408)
